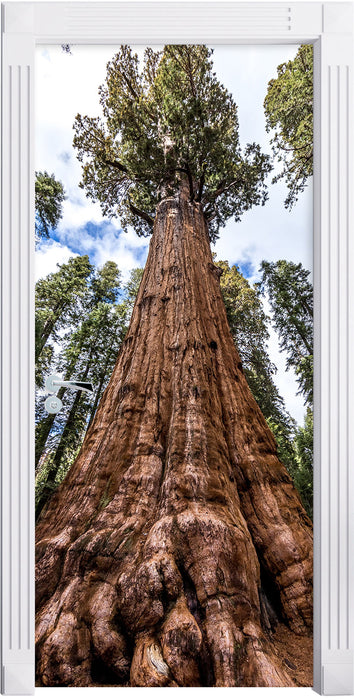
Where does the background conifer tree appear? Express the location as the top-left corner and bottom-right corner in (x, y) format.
(263, 44), (313, 208)
(35, 170), (66, 239)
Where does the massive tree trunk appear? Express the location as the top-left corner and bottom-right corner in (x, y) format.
(35, 188), (312, 688)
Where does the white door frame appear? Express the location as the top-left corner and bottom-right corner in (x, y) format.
(1, 1), (353, 695)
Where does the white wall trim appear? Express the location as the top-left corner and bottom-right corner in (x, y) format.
(1, 22), (35, 697)
(1, 1), (353, 695)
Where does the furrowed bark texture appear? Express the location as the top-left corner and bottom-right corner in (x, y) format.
(36, 191), (313, 687)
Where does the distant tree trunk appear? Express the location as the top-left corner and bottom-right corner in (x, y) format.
(35, 306), (61, 362)
(36, 187), (312, 688)
(35, 385), (67, 472)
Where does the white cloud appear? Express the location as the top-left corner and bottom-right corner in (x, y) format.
(35, 240), (77, 281)
(213, 178), (313, 285)
(49, 220), (148, 283)
(79, 224), (148, 282)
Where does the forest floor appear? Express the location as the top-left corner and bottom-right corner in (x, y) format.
(273, 624), (313, 687)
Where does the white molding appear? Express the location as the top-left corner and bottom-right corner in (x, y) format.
(3, 2), (324, 43)
(313, 27), (354, 695)
(2, 665), (34, 696)
(1, 1), (353, 695)
(1, 27), (35, 697)
(323, 2), (354, 32)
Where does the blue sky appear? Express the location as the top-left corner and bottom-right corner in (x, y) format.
(35, 44), (313, 424)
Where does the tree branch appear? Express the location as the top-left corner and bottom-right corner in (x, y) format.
(205, 177), (241, 205)
(128, 199), (154, 227)
(121, 70), (156, 121)
(196, 171), (205, 202)
(204, 178), (225, 204)
(103, 158), (157, 185)
(176, 164), (195, 201)
(103, 158), (128, 173)
(204, 204), (217, 222)
(277, 142), (313, 154)
(120, 70), (139, 101)
(205, 211), (217, 223)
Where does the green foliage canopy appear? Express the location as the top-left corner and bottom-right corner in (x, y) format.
(263, 44), (313, 209)
(35, 259), (122, 432)
(73, 45), (271, 243)
(124, 267), (144, 314)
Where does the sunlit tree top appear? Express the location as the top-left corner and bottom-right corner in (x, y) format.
(73, 45), (271, 243)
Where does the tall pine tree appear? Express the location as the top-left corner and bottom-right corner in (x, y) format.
(259, 259), (313, 405)
(35, 256), (93, 363)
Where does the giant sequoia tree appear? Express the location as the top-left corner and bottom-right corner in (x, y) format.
(36, 46), (313, 688)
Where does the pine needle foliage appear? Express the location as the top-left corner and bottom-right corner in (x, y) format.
(35, 170), (66, 239)
(263, 44), (313, 209)
(73, 45), (271, 243)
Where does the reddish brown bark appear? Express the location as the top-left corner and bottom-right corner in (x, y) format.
(36, 187), (312, 687)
